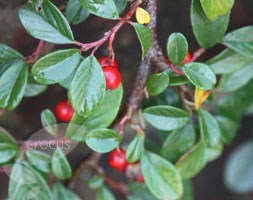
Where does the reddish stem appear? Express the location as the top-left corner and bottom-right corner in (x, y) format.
(24, 40), (46, 63)
(191, 48), (206, 62)
(104, 175), (128, 196)
(169, 64), (185, 76)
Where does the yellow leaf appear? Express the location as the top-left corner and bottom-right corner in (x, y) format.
(136, 7), (150, 25)
(194, 88), (211, 109)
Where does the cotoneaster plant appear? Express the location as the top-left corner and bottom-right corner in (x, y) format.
(0, 0), (253, 199)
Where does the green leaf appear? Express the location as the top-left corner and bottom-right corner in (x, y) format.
(218, 62), (253, 92)
(180, 181), (194, 200)
(224, 140), (253, 194)
(59, 69), (77, 89)
(176, 141), (208, 180)
(199, 109), (221, 147)
(144, 106), (189, 131)
(141, 151), (183, 199)
(114, 0), (127, 14)
(53, 182), (81, 200)
(85, 129), (122, 153)
(0, 44), (23, 74)
(128, 182), (158, 200)
(183, 62), (216, 90)
(65, 0), (90, 24)
(70, 56), (106, 118)
(96, 186), (116, 200)
(26, 150), (51, 173)
(19, 0), (74, 44)
(41, 109), (57, 137)
(191, 0), (230, 48)
(0, 127), (18, 164)
(80, 0), (119, 19)
(132, 23), (152, 60)
(126, 135), (144, 163)
(146, 73), (169, 96)
(200, 0), (234, 21)
(88, 175), (104, 189)
(8, 160), (51, 200)
(223, 26), (253, 59)
(167, 33), (188, 65)
(216, 116), (238, 144)
(32, 49), (80, 84)
(24, 74), (47, 97)
(0, 61), (28, 110)
(161, 121), (196, 163)
(208, 49), (252, 74)
(207, 142), (223, 162)
(51, 149), (72, 180)
(66, 84), (122, 142)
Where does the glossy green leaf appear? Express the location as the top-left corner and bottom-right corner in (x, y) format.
(80, 0), (119, 19)
(218, 62), (253, 92)
(32, 49), (80, 84)
(88, 175), (104, 189)
(70, 56), (106, 118)
(8, 160), (51, 200)
(146, 73), (169, 96)
(0, 61), (28, 110)
(59, 69), (77, 89)
(51, 149), (72, 180)
(176, 141), (208, 180)
(65, 0), (90, 24)
(19, 0), (74, 44)
(85, 129), (121, 153)
(128, 182), (158, 200)
(126, 135), (144, 163)
(66, 84), (122, 142)
(0, 127), (18, 164)
(200, 0), (234, 21)
(133, 23), (152, 59)
(207, 142), (223, 162)
(161, 121), (196, 163)
(26, 150), (51, 173)
(224, 140), (253, 194)
(183, 62), (216, 90)
(216, 116), (238, 144)
(208, 49), (252, 74)
(0, 44), (23, 74)
(53, 182), (81, 200)
(41, 109), (57, 137)
(96, 186), (116, 200)
(114, 0), (127, 14)
(144, 106), (189, 131)
(141, 151), (183, 199)
(199, 109), (221, 147)
(24, 74), (47, 97)
(191, 0), (230, 48)
(167, 33), (188, 65)
(223, 26), (253, 59)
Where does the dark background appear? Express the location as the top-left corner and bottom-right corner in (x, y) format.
(0, 0), (253, 199)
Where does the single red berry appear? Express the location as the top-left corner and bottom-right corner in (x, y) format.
(55, 100), (74, 122)
(98, 56), (118, 68)
(103, 66), (121, 90)
(135, 175), (144, 182)
(108, 148), (128, 172)
(182, 52), (192, 64)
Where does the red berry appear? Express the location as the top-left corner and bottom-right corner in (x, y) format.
(98, 56), (118, 68)
(108, 148), (128, 172)
(182, 52), (192, 64)
(103, 66), (121, 90)
(55, 100), (74, 122)
(135, 175), (144, 182)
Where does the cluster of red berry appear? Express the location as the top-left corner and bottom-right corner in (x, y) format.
(108, 148), (144, 183)
(99, 56), (122, 90)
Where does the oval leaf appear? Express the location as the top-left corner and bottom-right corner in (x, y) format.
(26, 150), (51, 173)
(147, 73), (169, 96)
(141, 151), (183, 199)
(70, 56), (106, 118)
(19, 0), (74, 44)
(167, 33), (188, 65)
(52, 149), (72, 180)
(85, 129), (122, 153)
(132, 23), (152, 60)
(126, 135), (144, 163)
(24, 74), (47, 97)
(53, 182), (81, 200)
(32, 49), (80, 84)
(144, 106), (189, 131)
(41, 109), (57, 137)
(183, 62), (216, 90)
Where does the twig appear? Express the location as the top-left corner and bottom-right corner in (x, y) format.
(191, 48), (206, 62)
(24, 40), (46, 63)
